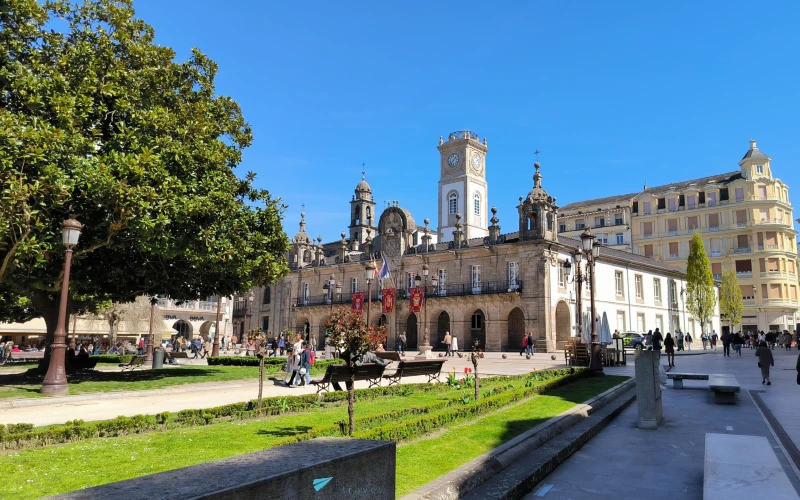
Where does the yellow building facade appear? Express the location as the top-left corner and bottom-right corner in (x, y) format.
(559, 140), (797, 333)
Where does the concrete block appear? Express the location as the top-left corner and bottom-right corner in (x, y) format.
(49, 438), (395, 500)
(635, 350), (662, 430)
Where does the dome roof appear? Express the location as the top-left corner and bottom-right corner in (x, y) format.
(292, 212), (312, 245)
(356, 178), (372, 193)
(524, 163), (554, 204)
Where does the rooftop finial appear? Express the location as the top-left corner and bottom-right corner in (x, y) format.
(362, 162), (366, 180)
(533, 162), (542, 188)
(534, 149), (540, 162)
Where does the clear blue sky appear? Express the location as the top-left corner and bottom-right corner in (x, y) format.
(134, 0), (800, 242)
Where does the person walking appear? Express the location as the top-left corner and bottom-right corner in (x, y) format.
(711, 331), (718, 350)
(676, 330), (684, 351)
(310, 332), (317, 354)
(755, 341), (774, 385)
(298, 341), (312, 386)
(399, 332), (407, 356)
(277, 336), (285, 356)
(664, 333), (675, 368)
(721, 330), (732, 357)
(685, 332), (692, 351)
(783, 331), (792, 351)
(526, 332), (535, 355)
(451, 335), (459, 356)
(652, 328), (663, 352)
(701, 332), (708, 350)
(443, 331), (452, 357)
(732, 332), (744, 357)
(520, 334), (528, 356)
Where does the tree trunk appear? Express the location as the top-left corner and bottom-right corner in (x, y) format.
(33, 297), (62, 374)
(472, 355), (480, 401)
(348, 371), (356, 436)
(257, 355), (265, 413)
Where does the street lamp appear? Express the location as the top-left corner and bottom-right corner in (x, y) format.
(212, 295), (223, 357)
(416, 263), (435, 358)
(144, 297), (156, 363)
(41, 218), (83, 396)
(365, 261), (376, 325)
(580, 228), (604, 375)
(567, 250), (585, 339)
(247, 290), (255, 336)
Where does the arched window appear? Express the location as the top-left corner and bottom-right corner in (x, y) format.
(263, 287), (271, 305)
(448, 192), (458, 214)
(366, 206), (372, 225)
(473, 192), (481, 215)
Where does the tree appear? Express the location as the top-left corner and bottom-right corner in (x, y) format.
(0, 0), (289, 342)
(88, 296), (159, 345)
(719, 269), (744, 333)
(325, 307), (387, 436)
(685, 232), (717, 335)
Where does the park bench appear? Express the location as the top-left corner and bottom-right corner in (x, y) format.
(376, 351), (402, 362)
(310, 363), (386, 394)
(704, 433), (796, 500)
(9, 351), (45, 363)
(707, 374), (740, 404)
(168, 351), (190, 364)
(383, 359), (446, 386)
(120, 355), (146, 371)
(665, 372), (709, 389)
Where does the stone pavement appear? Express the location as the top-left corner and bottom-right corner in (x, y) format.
(0, 351), (565, 426)
(524, 347), (800, 500)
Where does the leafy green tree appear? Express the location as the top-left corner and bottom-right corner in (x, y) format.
(0, 0), (288, 342)
(719, 269), (743, 333)
(685, 232), (717, 335)
(325, 307), (387, 436)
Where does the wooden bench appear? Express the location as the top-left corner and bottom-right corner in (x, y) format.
(9, 351), (45, 363)
(666, 372), (710, 389)
(168, 351), (190, 364)
(120, 355), (146, 371)
(383, 359), (446, 386)
(310, 363), (387, 394)
(704, 433), (797, 500)
(708, 374), (740, 404)
(564, 340), (588, 366)
(376, 351), (402, 362)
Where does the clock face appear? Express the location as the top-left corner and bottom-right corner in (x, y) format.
(447, 153), (459, 168)
(471, 153), (482, 171)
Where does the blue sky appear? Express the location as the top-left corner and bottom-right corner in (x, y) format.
(134, 0), (800, 242)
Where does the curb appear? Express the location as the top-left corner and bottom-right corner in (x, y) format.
(402, 377), (636, 500)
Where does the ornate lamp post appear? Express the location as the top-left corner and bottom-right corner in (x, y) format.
(41, 218), (83, 396)
(246, 290), (255, 336)
(566, 250), (585, 339)
(364, 262), (376, 324)
(415, 263), (437, 358)
(581, 228), (604, 375)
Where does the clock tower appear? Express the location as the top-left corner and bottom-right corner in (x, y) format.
(437, 130), (489, 243)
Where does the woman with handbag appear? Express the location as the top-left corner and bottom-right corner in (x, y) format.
(755, 341), (775, 385)
(664, 333), (675, 368)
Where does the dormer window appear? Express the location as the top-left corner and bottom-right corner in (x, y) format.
(756, 164), (764, 174)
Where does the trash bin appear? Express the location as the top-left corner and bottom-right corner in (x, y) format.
(153, 348), (165, 369)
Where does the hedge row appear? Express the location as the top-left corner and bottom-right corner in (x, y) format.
(354, 368), (588, 442)
(0, 378), (443, 450)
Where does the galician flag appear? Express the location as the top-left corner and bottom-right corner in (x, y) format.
(378, 255), (391, 280)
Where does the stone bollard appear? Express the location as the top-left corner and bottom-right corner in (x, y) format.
(635, 349), (663, 430)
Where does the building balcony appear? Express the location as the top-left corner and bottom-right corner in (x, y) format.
(643, 234), (653, 239)
(666, 254), (682, 261)
(156, 298), (218, 312)
(736, 271), (753, 277)
(710, 250), (723, 258)
(733, 247), (751, 254)
(762, 298), (798, 305)
(294, 280), (524, 307)
(708, 226), (720, 232)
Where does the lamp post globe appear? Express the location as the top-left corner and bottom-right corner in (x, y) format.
(41, 218), (83, 396)
(364, 262), (376, 325)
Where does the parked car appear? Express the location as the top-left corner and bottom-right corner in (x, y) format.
(621, 332), (646, 350)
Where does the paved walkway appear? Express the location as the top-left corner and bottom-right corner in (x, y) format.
(0, 352), (565, 426)
(524, 347), (800, 500)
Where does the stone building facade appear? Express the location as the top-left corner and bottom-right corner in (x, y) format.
(253, 132), (716, 352)
(556, 140), (797, 333)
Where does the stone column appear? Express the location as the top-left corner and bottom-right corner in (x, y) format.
(635, 350), (663, 429)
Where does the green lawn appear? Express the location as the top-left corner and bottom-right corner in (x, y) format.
(395, 376), (625, 496)
(0, 373), (628, 499)
(0, 363), (308, 399)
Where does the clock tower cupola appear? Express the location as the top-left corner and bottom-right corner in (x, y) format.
(436, 130), (489, 243)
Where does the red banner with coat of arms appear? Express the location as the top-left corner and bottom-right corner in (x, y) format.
(351, 292), (365, 313)
(381, 288), (395, 313)
(409, 287), (424, 313)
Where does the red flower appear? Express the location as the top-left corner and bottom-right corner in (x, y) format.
(464, 367), (469, 374)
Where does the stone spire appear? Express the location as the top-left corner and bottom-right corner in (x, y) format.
(488, 206), (501, 244)
(452, 213), (464, 248)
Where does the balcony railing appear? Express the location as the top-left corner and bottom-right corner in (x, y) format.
(708, 201), (717, 207)
(668, 230), (678, 236)
(733, 247), (751, 254)
(295, 280), (524, 307)
(711, 250), (723, 257)
(644, 234), (653, 239)
(736, 270), (753, 276)
(713, 274), (722, 280)
(709, 226), (720, 232)
(667, 254), (682, 261)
